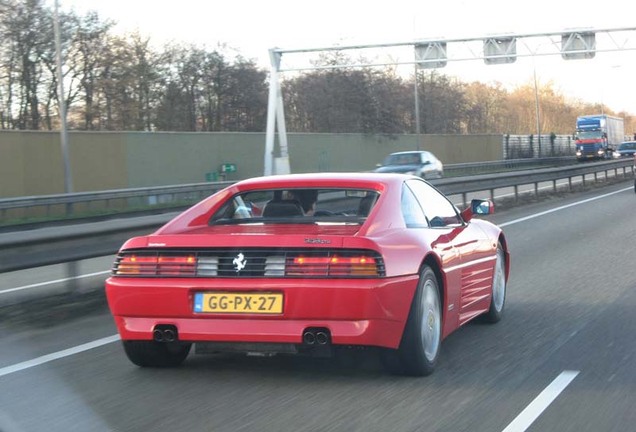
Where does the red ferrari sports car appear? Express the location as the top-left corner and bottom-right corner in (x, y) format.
(105, 173), (509, 376)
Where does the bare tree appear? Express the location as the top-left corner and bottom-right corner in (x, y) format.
(153, 44), (200, 131)
(415, 71), (466, 134)
(63, 11), (113, 130)
(0, 0), (50, 129)
(219, 59), (268, 132)
(464, 81), (509, 133)
(39, 7), (83, 130)
(284, 69), (376, 133)
(92, 35), (141, 130)
(153, 45), (267, 132)
(0, 0), (630, 137)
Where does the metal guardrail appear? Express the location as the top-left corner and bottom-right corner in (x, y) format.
(0, 181), (235, 220)
(0, 157), (577, 219)
(435, 158), (634, 205)
(0, 158), (633, 273)
(0, 215), (174, 273)
(443, 156), (575, 177)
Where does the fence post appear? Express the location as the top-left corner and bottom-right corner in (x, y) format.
(529, 135), (534, 158)
(504, 134), (510, 160)
(550, 132), (556, 156)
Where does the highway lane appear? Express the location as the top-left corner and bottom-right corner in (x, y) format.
(0, 256), (112, 307)
(0, 180), (635, 432)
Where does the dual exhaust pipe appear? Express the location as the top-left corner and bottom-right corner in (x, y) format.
(154, 325), (330, 347)
(302, 328), (330, 346)
(153, 325), (178, 343)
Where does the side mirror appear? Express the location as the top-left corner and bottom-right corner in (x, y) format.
(461, 199), (494, 222)
(472, 199), (494, 215)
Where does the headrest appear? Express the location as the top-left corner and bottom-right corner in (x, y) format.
(262, 199), (304, 217)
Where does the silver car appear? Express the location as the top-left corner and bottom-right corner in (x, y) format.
(614, 141), (636, 159)
(374, 151), (444, 179)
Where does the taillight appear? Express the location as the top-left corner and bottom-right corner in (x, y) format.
(286, 255), (379, 276)
(157, 255), (196, 275)
(113, 250), (384, 278)
(344, 256), (379, 276)
(116, 254), (158, 275)
(114, 253), (196, 276)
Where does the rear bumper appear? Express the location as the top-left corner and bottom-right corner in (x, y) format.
(112, 316), (406, 348)
(106, 275), (418, 349)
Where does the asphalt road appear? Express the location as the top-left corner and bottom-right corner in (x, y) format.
(0, 180), (635, 432)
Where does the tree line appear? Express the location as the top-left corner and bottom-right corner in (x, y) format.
(0, 0), (633, 135)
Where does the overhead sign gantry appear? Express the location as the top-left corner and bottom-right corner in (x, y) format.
(265, 27), (636, 175)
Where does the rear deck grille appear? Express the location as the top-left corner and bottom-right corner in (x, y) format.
(112, 248), (386, 278)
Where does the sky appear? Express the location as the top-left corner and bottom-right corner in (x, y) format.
(58, 0), (636, 115)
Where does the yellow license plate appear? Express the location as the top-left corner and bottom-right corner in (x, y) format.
(194, 292), (283, 314)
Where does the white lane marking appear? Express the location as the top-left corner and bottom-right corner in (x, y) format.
(502, 370), (579, 432)
(499, 187), (632, 227)
(0, 335), (120, 378)
(0, 270), (111, 296)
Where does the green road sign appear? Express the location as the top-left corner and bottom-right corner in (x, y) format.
(220, 163), (237, 173)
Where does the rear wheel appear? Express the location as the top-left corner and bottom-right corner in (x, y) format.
(123, 341), (191, 367)
(382, 266), (441, 376)
(482, 243), (506, 323)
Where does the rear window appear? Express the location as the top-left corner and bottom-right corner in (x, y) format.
(383, 153), (421, 166)
(208, 188), (380, 225)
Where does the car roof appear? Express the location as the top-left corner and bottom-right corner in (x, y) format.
(231, 172), (414, 192)
(389, 151), (431, 156)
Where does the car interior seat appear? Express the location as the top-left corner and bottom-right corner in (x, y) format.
(262, 199), (304, 217)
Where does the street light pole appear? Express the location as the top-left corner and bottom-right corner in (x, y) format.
(413, 65), (421, 150)
(53, 0), (72, 193)
(533, 65), (541, 157)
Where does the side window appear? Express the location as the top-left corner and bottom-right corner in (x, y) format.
(401, 185), (428, 228)
(406, 179), (463, 227)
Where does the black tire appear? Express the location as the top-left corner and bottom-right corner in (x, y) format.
(482, 243), (506, 323)
(382, 266), (442, 376)
(122, 341), (192, 368)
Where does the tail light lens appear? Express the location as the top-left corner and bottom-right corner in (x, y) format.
(157, 255), (196, 275)
(113, 250), (384, 278)
(114, 253), (196, 276)
(116, 254), (158, 275)
(286, 255), (379, 276)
